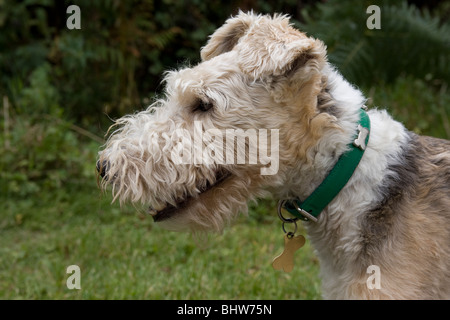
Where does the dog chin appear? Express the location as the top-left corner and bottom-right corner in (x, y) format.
(153, 210), (197, 232)
(149, 170), (237, 232)
(150, 199), (229, 233)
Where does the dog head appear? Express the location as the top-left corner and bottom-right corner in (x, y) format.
(97, 12), (339, 232)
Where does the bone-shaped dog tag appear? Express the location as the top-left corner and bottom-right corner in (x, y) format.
(272, 233), (305, 273)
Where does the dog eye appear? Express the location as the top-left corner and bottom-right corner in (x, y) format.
(193, 99), (213, 112)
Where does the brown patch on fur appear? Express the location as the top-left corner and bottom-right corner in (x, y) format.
(358, 133), (450, 298)
(280, 65), (341, 164)
(317, 76), (339, 117)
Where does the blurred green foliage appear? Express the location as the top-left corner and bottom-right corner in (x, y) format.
(0, 0), (448, 204)
(301, 0), (450, 86)
(0, 0), (309, 123)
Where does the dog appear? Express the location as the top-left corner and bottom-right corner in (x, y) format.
(97, 12), (450, 299)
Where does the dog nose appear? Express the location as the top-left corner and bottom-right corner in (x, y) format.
(96, 160), (109, 179)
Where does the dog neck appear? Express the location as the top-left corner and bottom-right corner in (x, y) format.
(282, 107), (370, 222)
(278, 64), (367, 199)
(288, 65), (410, 284)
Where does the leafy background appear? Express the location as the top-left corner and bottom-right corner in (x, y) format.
(0, 0), (449, 299)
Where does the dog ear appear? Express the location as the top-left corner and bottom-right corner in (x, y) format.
(236, 15), (326, 79)
(200, 11), (257, 61)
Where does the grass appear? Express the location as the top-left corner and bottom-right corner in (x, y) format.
(0, 179), (321, 300)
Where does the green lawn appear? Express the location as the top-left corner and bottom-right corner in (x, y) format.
(0, 182), (321, 300)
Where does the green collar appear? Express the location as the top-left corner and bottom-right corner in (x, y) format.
(282, 108), (370, 222)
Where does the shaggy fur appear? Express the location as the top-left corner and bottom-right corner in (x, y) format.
(98, 12), (450, 299)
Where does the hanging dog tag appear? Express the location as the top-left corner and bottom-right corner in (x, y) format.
(272, 232), (305, 273)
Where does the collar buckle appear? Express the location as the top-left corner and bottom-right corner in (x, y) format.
(291, 201), (318, 223)
(278, 199), (318, 223)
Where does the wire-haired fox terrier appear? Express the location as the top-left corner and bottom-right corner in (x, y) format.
(97, 12), (450, 299)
